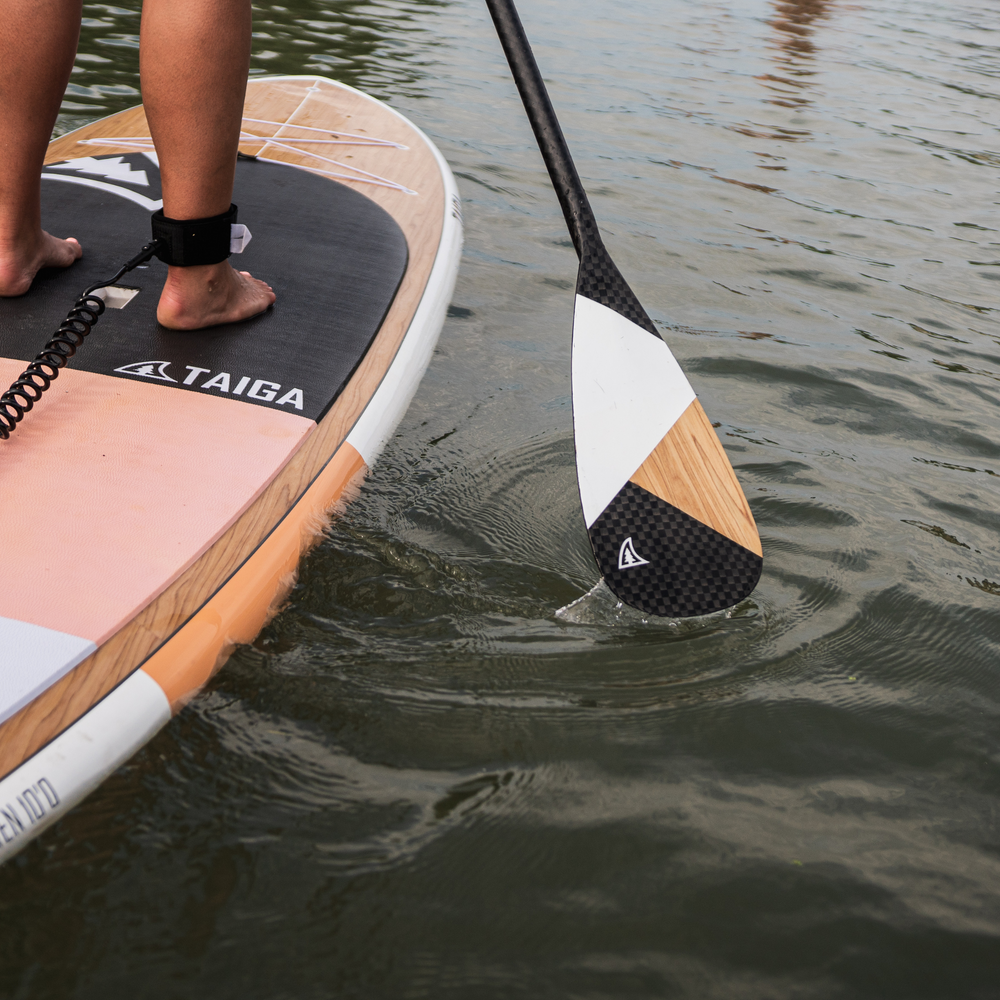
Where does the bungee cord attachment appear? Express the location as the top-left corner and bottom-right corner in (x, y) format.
(79, 113), (418, 196)
(0, 239), (165, 441)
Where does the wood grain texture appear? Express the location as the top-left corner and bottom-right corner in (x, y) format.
(630, 399), (762, 556)
(1, 77), (445, 778)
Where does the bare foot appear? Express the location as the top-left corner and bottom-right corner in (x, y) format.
(0, 231), (82, 296)
(156, 260), (275, 330)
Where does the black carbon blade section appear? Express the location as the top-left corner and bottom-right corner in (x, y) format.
(588, 481), (762, 617)
(577, 244), (659, 338)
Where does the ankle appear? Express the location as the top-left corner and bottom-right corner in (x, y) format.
(0, 227), (42, 257)
(164, 260), (231, 287)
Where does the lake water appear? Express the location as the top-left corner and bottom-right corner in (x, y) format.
(4, 0), (1000, 996)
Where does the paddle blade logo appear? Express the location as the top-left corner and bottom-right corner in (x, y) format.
(618, 536), (650, 571)
(114, 360), (177, 382)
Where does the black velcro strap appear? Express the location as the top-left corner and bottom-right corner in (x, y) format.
(151, 204), (238, 266)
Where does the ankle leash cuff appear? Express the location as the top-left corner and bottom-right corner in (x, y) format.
(150, 204), (252, 266)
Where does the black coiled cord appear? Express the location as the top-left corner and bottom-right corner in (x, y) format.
(0, 292), (106, 440)
(0, 239), (164, 441)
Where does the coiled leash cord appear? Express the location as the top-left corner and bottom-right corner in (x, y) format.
(0, 239), (165, 441)
(0, 203), (247, 441)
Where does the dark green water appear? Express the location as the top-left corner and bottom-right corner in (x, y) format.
(4, 0), (1000, 995)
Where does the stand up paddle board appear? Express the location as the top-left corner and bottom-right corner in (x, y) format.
(0, 75), (461, 862)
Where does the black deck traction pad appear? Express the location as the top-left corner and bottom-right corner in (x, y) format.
(0, 153), (409, 423)
(589, 481), (762, 618)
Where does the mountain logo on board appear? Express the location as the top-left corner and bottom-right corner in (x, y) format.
(114, 360), (177, 382)
(618, 536), (650, 571)
(46, 156), (150, 188)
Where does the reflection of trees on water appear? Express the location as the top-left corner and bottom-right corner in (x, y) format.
(770, 0), (832, 59)
(759, 0), (834, 108)
(64, 0), (448, 127)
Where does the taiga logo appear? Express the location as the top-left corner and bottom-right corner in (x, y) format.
(114, 361), (304, 410)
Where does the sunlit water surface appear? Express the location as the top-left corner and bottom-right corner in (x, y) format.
(3, 1), (1000, 996)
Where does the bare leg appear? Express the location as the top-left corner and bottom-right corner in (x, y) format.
(141, 0), (274, 329)
(0, 0), (83, 297)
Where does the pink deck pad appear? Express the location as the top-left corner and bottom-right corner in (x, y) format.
(0, 359), (314, 644)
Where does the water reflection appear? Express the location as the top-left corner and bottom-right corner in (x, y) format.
(770, 0), (833, 59)
(61, 0), (446, 133)
(759, 0), (835, 108)
(248, 0), (447, 100)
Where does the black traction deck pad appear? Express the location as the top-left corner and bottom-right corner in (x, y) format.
(0, 153), (409, 422)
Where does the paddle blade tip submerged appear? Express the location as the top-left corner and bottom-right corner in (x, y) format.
(587, 479), (762, 619)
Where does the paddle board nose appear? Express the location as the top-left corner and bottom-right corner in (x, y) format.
(0, 74), (463, 865)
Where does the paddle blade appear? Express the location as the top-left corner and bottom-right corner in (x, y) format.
(572, 269), (762, 617)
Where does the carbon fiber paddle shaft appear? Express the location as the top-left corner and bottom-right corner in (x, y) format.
(484, 0), (602, 259)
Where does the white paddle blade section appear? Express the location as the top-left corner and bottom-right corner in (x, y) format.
(572, 295), (695, 528)
(0, 618), (96, 726)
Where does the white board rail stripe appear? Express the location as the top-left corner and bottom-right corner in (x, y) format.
(346, 129), (463, 466)
(0, 670), (170, 863)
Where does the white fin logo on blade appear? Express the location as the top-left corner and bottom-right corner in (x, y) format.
(47, 156), (149, 187)
(618, 537), (650, 571)
(114, 360), (177, 382)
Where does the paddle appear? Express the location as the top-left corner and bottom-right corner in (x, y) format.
(484, 0), (762, 617)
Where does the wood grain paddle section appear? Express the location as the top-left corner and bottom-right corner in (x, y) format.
(630, 400), (762, 557)
(0, 77), (445, 779)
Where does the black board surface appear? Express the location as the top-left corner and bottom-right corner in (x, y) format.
(0, 153), (409, 422)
